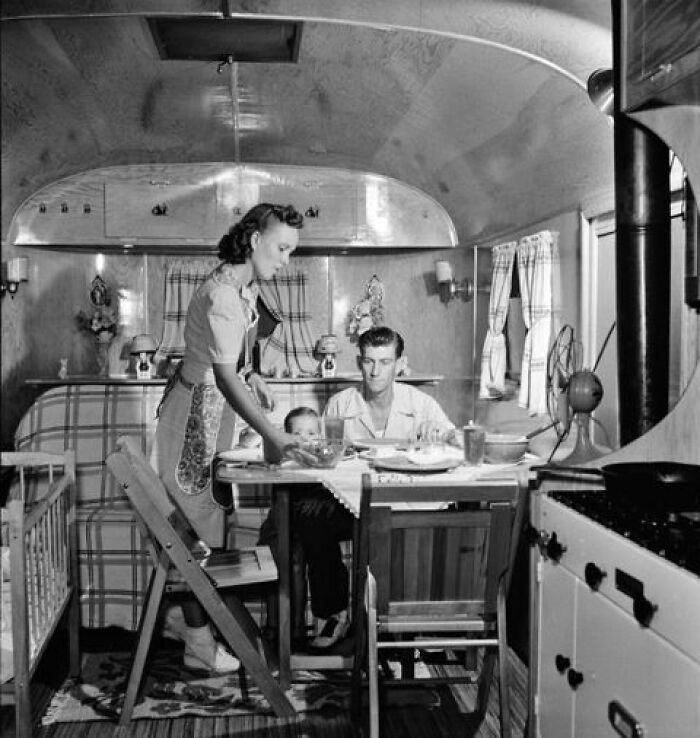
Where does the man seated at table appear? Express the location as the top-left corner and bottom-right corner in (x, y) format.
(296, 325), (460, 649)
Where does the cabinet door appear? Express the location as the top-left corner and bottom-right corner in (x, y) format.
(537, 560), (577, 738)
(260, 184), (360, 243)
(104, 182), (219, 239)
(575, 589), (700, 738)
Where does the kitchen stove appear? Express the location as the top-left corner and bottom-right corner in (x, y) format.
(532, 486), (700, 738)
(549, 488), (700, 576)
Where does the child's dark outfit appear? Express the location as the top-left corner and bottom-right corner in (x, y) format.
(257, 483), (353, 638)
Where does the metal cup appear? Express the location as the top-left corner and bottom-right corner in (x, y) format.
(463, 424), (486, 465)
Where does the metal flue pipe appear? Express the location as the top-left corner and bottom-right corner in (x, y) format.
(611, 0), (671, 446)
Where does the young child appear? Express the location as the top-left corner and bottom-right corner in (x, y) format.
(258, 406), (349, 647)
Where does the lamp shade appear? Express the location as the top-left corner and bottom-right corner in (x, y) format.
(318, 334), (338, 354)
(130, 333), (158, 355)
(435, 260), (453, 283)
(587, 68), (614, 116)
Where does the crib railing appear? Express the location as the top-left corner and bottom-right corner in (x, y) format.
(1, 451), (80, 738)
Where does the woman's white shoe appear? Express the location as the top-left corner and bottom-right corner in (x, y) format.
(183, 641), (240, 673)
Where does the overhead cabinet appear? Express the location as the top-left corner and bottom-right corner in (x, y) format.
(8, 163), (457, 253)
(104, 183), (219, 240)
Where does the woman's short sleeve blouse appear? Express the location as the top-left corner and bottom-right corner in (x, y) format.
(181, 267), (258, 384)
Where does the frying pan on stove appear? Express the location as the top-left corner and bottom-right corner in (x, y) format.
(535, 461), (700, 511)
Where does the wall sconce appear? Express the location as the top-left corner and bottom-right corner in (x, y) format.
(435, 260), (473, 303)
(1, 256), (29, 298)
(130, 333), (159, 379)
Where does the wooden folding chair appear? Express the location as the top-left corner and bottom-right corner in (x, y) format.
(0, 451), (80, 738)
(350, 472), (527, 738)
(105, 437), (294, 734)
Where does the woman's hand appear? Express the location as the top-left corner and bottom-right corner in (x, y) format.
(248, 372), (276, 411)
(263, 429), (301, 464)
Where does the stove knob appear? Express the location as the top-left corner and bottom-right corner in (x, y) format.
(555, 654), (571, 673)
(633, 595), (658, 628)
(546, 532), (567, 562)
(567, 668), (584, 690)
(584, 562), (607, 591)
(524, 524), (542, 547)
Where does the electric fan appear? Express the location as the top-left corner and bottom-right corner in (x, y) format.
(546, 324), (614, 464)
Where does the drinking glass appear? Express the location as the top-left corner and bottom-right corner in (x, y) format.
(324, 417), (345, 441)
(463, 424), (486, 465)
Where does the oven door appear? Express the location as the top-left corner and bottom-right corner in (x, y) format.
(575, 591), (700, 737)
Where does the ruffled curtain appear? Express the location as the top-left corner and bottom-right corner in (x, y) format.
(517, 230), (559, 414)
(155, 259), (216, 364)
(479, 242), (517, 399)
(257, 269), (318, 377)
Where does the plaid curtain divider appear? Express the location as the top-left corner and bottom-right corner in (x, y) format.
(257, 270), (319, 377)
(155, 259), (217, 364)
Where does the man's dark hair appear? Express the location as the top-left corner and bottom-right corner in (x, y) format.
(284, 406), (319, 433)
(358, 326), (404, 359)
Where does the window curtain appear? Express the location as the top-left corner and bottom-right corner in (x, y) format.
(257, 269), (318, 377)
(155, 259), (216, 364)
(479, 242), (517, 399)
(517, 230), (559, 415)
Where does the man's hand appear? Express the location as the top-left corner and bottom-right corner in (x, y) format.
(248, 372), (276, 411)
(414, 421), (444, 443)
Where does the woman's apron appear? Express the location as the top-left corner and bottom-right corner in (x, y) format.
(153, 316), (258, 547)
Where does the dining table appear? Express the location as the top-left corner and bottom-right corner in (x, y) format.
(215, 444), (530, 689)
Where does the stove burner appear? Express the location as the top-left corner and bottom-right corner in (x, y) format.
(551, 490), (700, 576)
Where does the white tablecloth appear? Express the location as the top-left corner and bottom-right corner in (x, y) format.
(218, 447), (527, 517)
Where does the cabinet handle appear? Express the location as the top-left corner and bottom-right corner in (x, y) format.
(567, 668), (584, 690)
(584, 562), (607, 591)
(608, 700), (644, 738)
(555, 654), (571, 673)
(632, 594), (657, 628)
(546, 532), (566, 562)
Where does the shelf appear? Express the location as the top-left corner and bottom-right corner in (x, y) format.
(25, 373), (443, 387)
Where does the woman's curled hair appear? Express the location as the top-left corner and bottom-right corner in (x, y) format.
(218, 203), (304, 263)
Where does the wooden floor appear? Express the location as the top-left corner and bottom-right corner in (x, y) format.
(1, 628), (528, 737)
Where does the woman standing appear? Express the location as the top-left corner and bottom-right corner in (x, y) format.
(154, 203), (303, 673)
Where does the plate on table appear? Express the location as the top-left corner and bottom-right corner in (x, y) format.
(370, 456), (462, 473)
(352, 438), (407, 450)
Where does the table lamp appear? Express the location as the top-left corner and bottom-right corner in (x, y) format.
(318, 333), (338, 378)
(130, 334), (158, 379)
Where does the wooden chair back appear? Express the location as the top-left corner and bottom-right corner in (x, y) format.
(357, 474), (522, 624)
(351, 472), (526, 738)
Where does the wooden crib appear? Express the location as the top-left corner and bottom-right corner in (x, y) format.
(0, 451), (80, 738)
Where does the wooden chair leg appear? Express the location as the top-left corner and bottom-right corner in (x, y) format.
(497, 578), (512, 738)
(366, 571), (379, 738)
(476, 648), (496, 720)
(115, 556), (168, 735)
(351, 567), (369, 722)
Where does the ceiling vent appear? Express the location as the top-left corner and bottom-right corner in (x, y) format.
(147, 17), (302, 63)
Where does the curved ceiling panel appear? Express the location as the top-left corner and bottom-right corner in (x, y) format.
(1, 5), (614, 246)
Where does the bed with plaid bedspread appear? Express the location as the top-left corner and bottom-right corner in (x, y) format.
(12, 381), (350, 630)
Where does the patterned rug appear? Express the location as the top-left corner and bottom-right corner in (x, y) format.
(42, 647), (348, 725)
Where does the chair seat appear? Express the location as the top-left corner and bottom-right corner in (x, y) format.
(165, 546), (277, 592)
